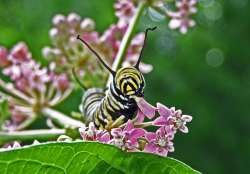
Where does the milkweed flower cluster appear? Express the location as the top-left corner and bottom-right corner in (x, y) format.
(0, 43), (71, 130)
(115, 0), (198, 34)
(79, 98), (192, 157)
(43, 12), (151, 88)
(167, 0), (198, 34)
(0, 0), (197, 156)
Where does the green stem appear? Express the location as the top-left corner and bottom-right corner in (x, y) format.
(0, 129), (65, 144)
(106, 1), (147, 87)
(41, 107), (85, 128)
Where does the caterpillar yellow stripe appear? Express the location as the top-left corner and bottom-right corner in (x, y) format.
(76, 27), (156, 130)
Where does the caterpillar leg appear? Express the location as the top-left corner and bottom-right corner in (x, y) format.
(106, 115), (125, 130)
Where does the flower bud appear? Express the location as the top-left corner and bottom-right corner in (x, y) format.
(49, 28), (60, 40)
(42, 46), (54, 59)
(67, 13), (81, 28)
(80, 18), (95, 31)
(10, 42), (30, 62)
(52, 14), (66, 27)
(55, 74), (70, 92)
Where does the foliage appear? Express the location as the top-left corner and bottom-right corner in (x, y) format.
(0, 142), (200, 174)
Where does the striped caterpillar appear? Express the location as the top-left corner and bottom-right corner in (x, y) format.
(76, 27), (156, 130)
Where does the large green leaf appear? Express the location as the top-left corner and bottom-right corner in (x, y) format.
(0, 142), (201, 174)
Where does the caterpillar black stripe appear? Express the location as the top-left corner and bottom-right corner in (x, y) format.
(76, 27), (156, 130)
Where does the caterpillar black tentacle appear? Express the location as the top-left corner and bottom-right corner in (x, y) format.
(76, 27), (156, 130)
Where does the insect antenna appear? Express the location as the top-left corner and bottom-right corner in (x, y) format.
(76, 35), (116, 76)
(135, 26), (157, 69)
(72, 67), (87, 90)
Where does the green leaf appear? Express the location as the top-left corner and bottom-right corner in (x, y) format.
(0, 142), (201, 174)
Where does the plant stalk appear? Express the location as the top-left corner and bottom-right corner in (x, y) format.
(0, 129), (65, 144)
(106, 1), (147, 87)
(0, 79), (33, 104)
(41, 107), (85, 128)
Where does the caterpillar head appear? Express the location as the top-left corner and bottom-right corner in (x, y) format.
(114, 67), (145, 98)
(76, 26), (156, 99)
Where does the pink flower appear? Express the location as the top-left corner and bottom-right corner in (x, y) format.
(167, 0), (197, 34)
(114, 0), (136, 25)
(153, 103), (192, 133)
(135, 97), (157, 123)
(9, 42), (31, 63)
(109, 120), (145, 151)
(144, 126), (175, 156)
(101, 24), (128, 58)
(3, 65), (22, 80)
(79, 122), (110, 143)
(2, 141), (21, 150)
(82, 32), (99, 43)
(101, 23), (153, 73)
(53, 74), (70, 92)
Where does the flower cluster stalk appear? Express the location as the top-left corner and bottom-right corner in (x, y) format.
(0, 129), (65, 145)
(106, 1), (147, 87)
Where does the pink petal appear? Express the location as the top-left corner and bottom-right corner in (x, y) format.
(130, 128), (145, 140)
(157, 103), (172, 118)
(97, 132), (110, 143)
(124, 120), (133, 131)
(136, 98), (156, 119)
(12, 141), (21, 148)
(182, 115), (192, 122)
(169, 18), (181, 29)
(180, 125), (189, 133)
(145, 132), (156, 141)
(135, 109), (145, 123)
(152, 116), (168, 126)
(111, 128), (122, 137)
(180, 26), (188, 34)
(157, 147), (168, 156)
(139, 62), (153, 74)
(144, 143), (157, 153)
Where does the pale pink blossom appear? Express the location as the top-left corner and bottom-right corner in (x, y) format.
(144, 126), (175, 156)
(153, 103), (192, 133)
(167, 0), (197, 34)
(79, 122), (110, 143)
(109, 120), (145, 151)
(114, 0), (136, 25)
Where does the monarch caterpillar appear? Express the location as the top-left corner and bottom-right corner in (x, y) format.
(75, 27), (156, 130)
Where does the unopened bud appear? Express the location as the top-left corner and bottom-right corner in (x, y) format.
(49, 28), (60, 39)
(42, 47), (53, 59)
(80, 18), (95, 31)
(52, 14), (66, 27)
(67, 13), (81, 27)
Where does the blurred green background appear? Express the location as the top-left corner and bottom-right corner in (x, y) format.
(0, 0), (249, 173)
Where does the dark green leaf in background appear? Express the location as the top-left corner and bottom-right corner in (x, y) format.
(0, 142), (201, 174)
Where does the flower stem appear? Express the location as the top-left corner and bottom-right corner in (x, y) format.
(0, 79), (34, 104)
(106, 1), (147, 86)
(15, 115), (38, 131)
(0, 129), (65, 144)
(41, 107), (85, 128)
(134, 121), (153, 128)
